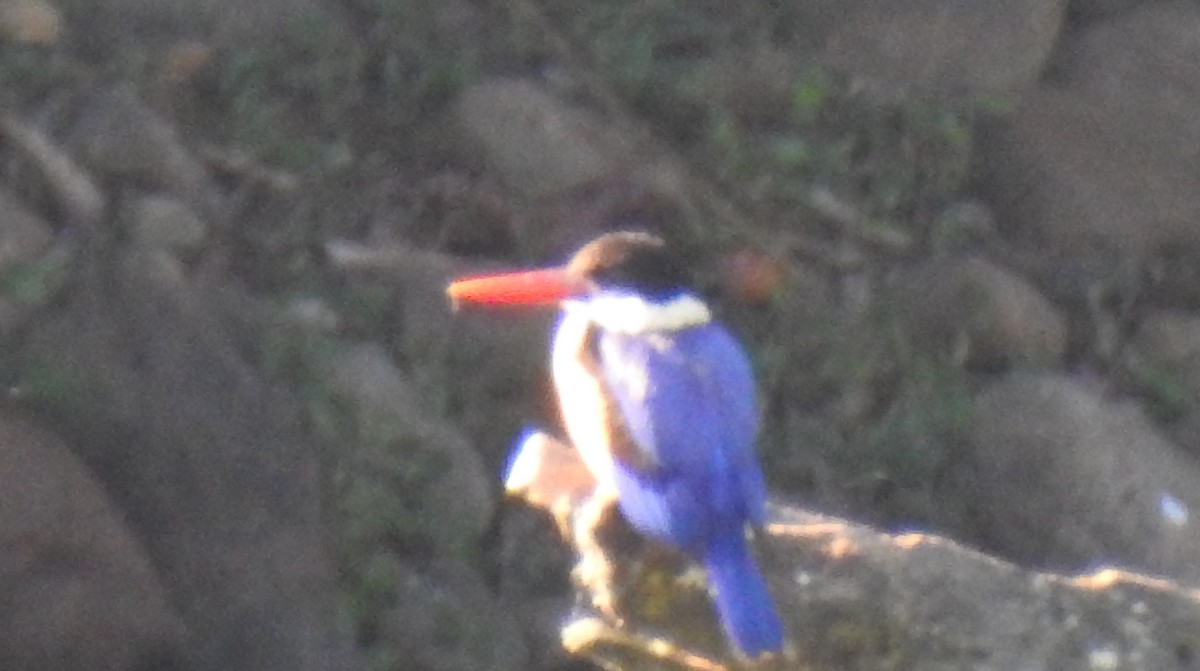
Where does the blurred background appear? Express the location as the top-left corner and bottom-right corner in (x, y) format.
(0, 0), (1199, 669)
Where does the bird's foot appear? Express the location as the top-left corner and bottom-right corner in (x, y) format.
(572, 483), (623, 620)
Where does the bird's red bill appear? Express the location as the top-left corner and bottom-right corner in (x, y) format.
(447, 268), (588, 306)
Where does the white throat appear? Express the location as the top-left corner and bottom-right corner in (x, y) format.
(563, 292), (711, 335)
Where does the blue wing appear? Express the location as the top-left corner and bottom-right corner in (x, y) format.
(597, 321), (768, 553)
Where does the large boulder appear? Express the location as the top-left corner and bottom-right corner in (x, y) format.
(821, 0), (1068, 98)
(0, 414), (186, 671)
(939, 373), (1200, 584)
(456, 78), (640, 201)
(21, 249), (363, 671)
(977, 2), (1200, 252)
(896, 256), (1068, 370)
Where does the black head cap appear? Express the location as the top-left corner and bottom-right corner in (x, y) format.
(567, 231), (692, 301)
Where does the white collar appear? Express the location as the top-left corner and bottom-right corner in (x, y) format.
(564, 292), (711, 334)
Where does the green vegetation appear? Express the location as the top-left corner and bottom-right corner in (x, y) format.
(1125, 359), (1195, 423)
(0, 246), (72, 305)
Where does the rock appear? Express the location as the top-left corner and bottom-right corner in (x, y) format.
(68, 84), (210, 200)
(0, 0), (61, 44)
(508, 418), (1200, 671)
(122, 192), (208, 252)
(0, 115), (107, 227)
(1067, 0), (1155, 21)
(770, 508), (1200, 671)
(1053, 2), (1200, 148)
(0, 413), (185, 671)
(930, 200), (998, 255)
(939, 372), (1200, 585)
(371, 557), (531, 671)
(325, 238), (555, 473)
(283, 295), (342, 333)
(1123, 310), (1200, 455)
(327, 244), (566, 668)
(21, 248), (364, 671)
(0, 181), (60, 339)
(821, 0), (1068, 98)
(977, 2), (1200, 251)
(896, 256), (1067, 369)
(0, 185), (53, 275)
(62, 0), (339, 51)
(455, 79), (637, 200)
(0, 243), (73, 339)
(321, 342), (494, 557)
(1125, 311), (1200, 394)
(1142, 242), (1200, 311)
(493, 499), (577, 669)
(977, 89), (1196, 253)
(454, 80), (706, 256)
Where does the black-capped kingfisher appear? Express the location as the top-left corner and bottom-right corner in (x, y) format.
(448, 231), (783, 658)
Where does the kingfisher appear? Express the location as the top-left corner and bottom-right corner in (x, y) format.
(448, 231), (783, 658)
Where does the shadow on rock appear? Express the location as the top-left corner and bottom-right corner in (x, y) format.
(0, 413), (186, 671)
(16, 247), (362, 671)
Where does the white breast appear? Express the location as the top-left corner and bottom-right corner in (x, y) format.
(551, 309), (619, 491)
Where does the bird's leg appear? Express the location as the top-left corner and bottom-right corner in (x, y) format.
(503, 430), (624, 618)
(572, 481), (622, 620)
(504, 430), (653, 623)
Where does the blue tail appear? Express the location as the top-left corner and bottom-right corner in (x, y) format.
(702, 526), (783, 658)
